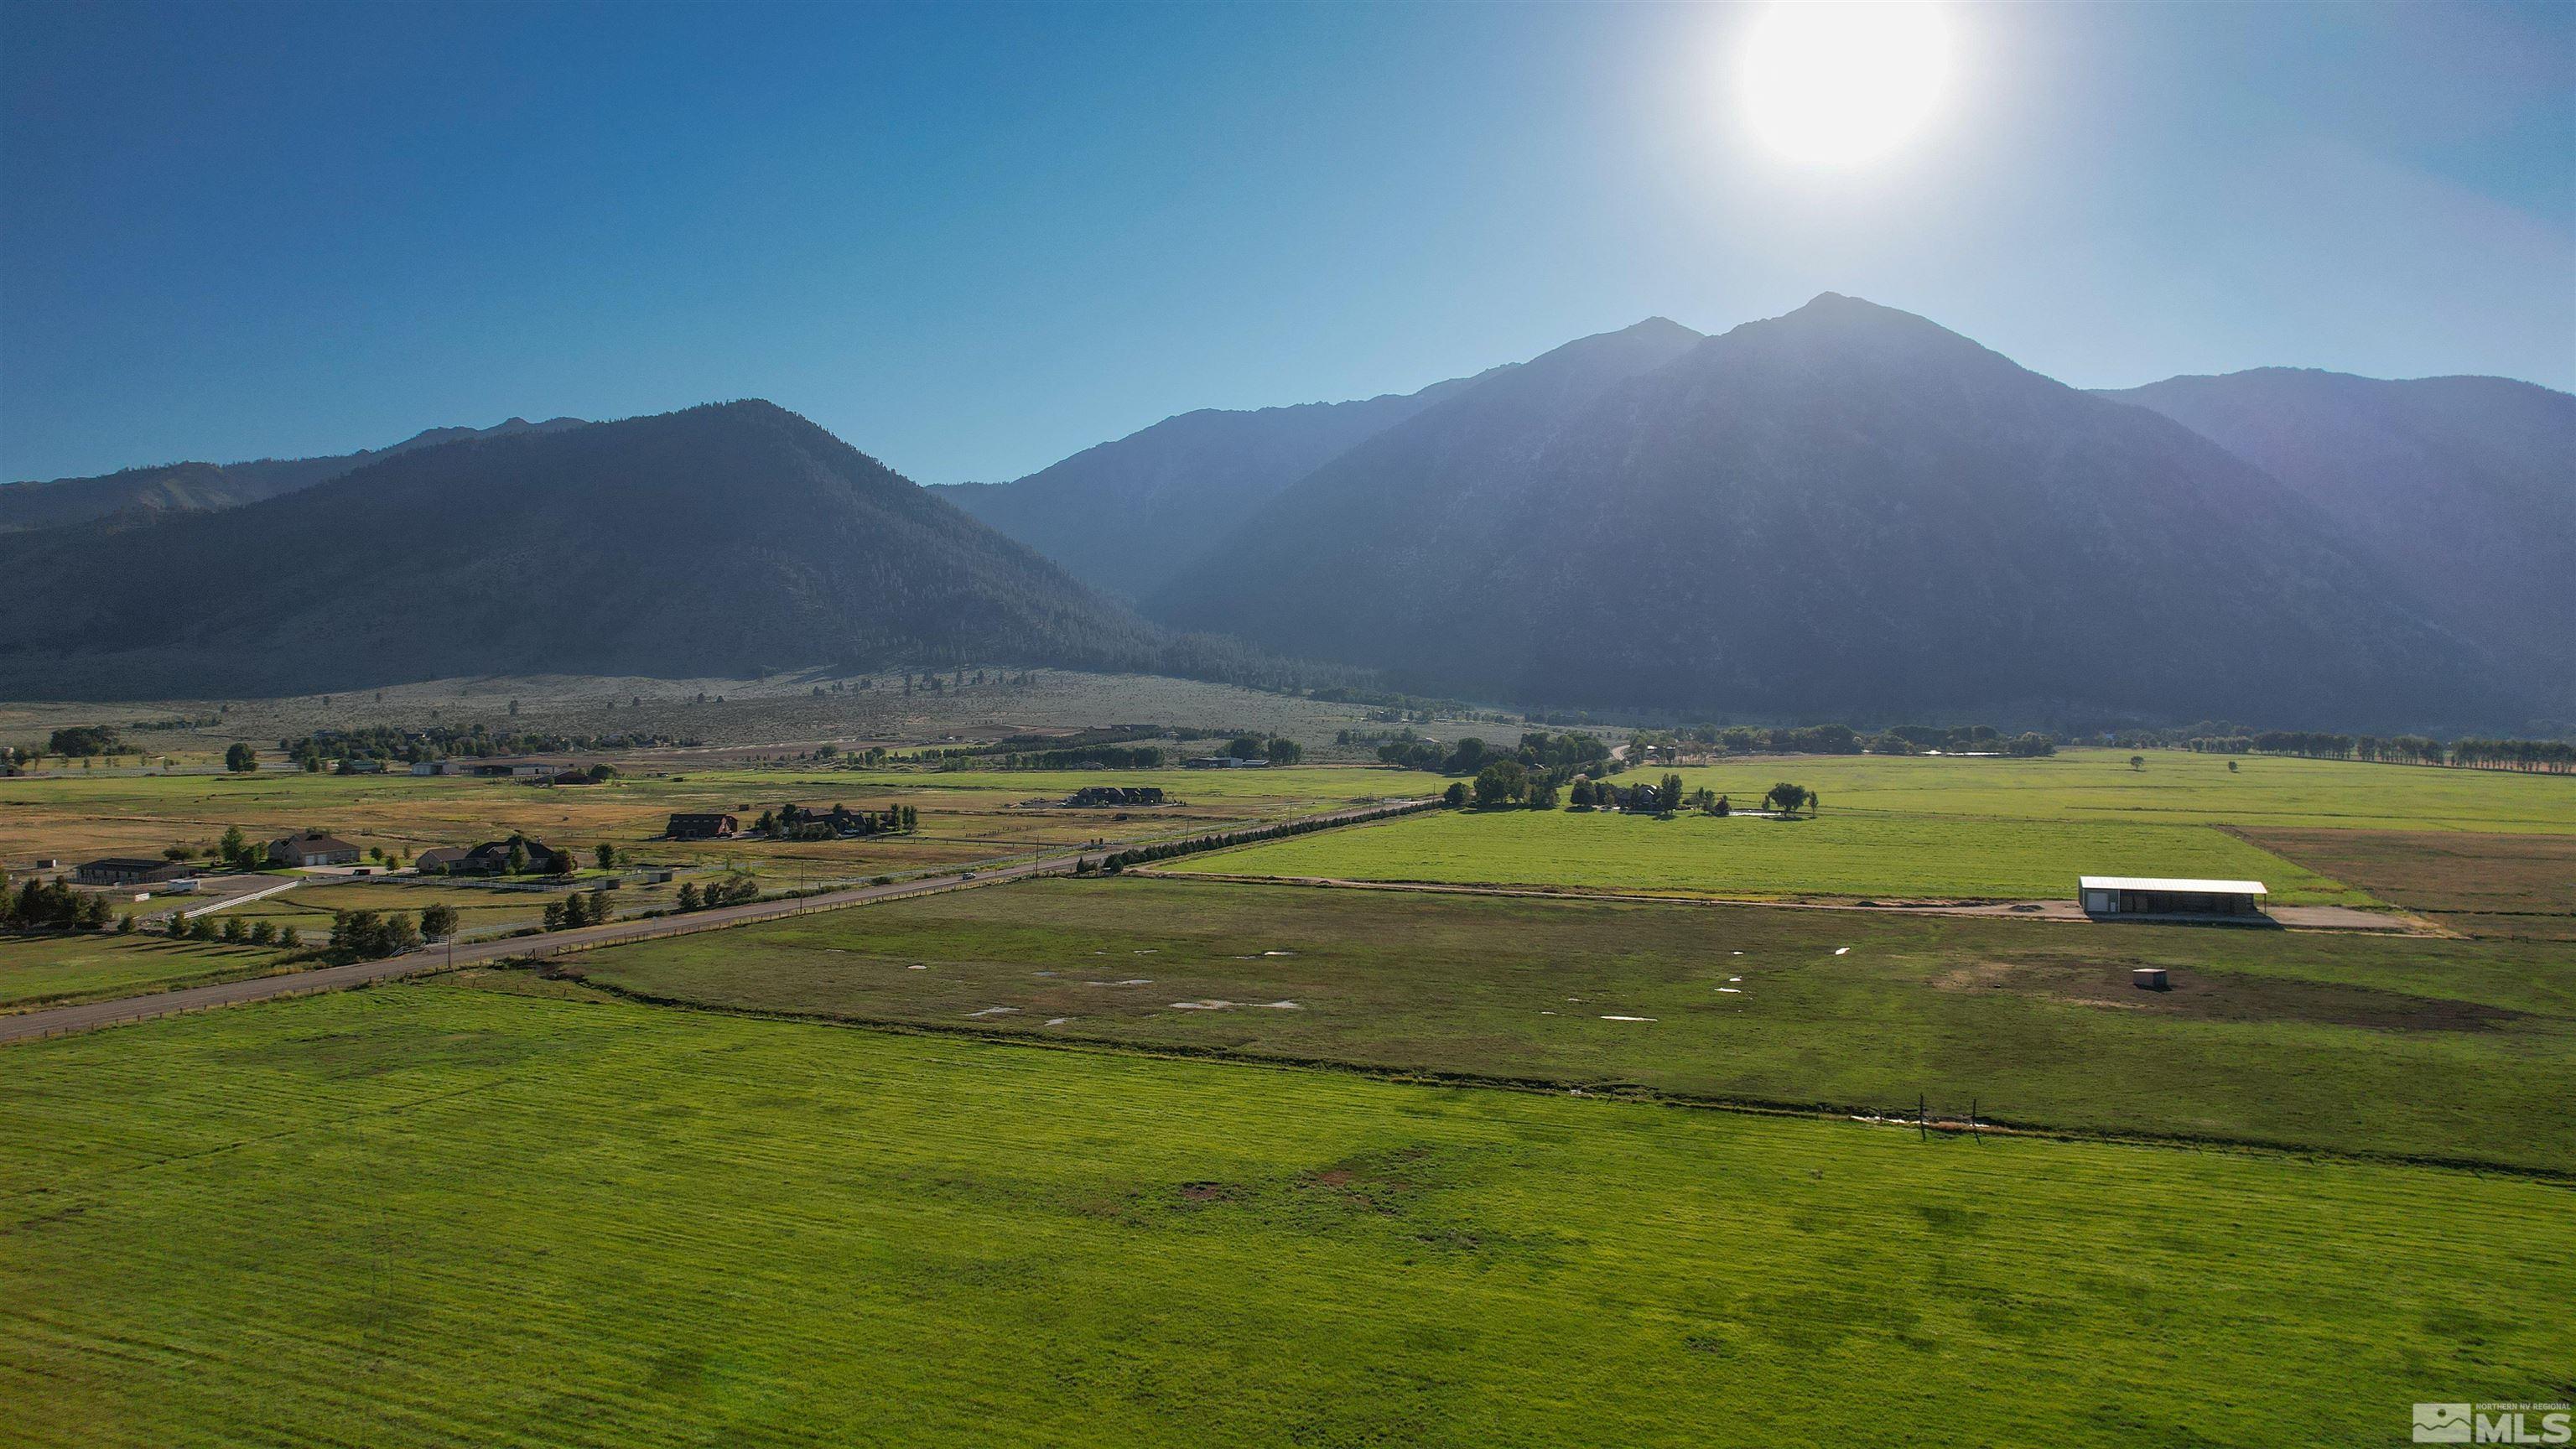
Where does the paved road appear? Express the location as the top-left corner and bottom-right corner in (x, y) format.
(0, 798), (1431, 1046)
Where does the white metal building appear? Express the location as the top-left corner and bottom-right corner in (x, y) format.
(2079, 875), (2268, 917)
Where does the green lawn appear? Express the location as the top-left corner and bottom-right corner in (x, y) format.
(4, 974), (2566, 1448)
(572, 877), (2576, 1173)
(1166, 804), (2370, 904)
(0, 932), (299, 1012)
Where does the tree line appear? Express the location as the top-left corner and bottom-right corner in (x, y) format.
(2180, 731), (2576, 772)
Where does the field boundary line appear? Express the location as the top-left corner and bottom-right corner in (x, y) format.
(1135, 869), (2443, 933)
(531, 965), (2576, 1187)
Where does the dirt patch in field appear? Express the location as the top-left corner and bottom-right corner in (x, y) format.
(2236, 828), (2576, 941)
(1933, 958), (2524, 1033)
(1299, 1147), (1433, 1213)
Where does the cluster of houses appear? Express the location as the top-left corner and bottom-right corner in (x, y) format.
(71, 828), (578, 886)
(1064, 785), (1166, 808)
(667, 806), (911, 842)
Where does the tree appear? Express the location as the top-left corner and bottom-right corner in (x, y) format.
(506, 841), (530, 875)
(419, 903), (458, 941)
(553, 848), (579, 877)
(1227, 735), (1266, 761)
(2129, 755), (2146, 771)
(221, 917), (247, 944)
(116, 911), (138, 935)
(1569, 779), (1596, 808)
(1472, 760), (1528, 808)
(218, 825), (248, 867)
(49, 725), (118, 759)
(1660, 773), (1685, 815)
(1265, 737), (1303, 766)
(225, 742), (258, 773)
(2226, 760), (2239, 773)
(1442, 782), (1469, 808)
(676, 882), (702, 911)
(595, 842), (617, 871)
(543, 901), (568, 932)
(1762, 782), (1812, 817)
(249, 919), (278, 947)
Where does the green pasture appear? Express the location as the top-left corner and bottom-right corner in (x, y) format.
(574, 877), (2576, 1172)
(0, 933), (299, 1012)
(4, 974), (2566, 1448)
(1657, 747), (2575, 833)
(1166, 804), (2367, 904)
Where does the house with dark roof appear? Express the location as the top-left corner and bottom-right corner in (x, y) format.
(420, 834), (570, 875)
(666, 812), (740, 840)
(268, 832), (361, 867)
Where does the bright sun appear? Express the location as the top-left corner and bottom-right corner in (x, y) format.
(1741, 1), (1953, 169)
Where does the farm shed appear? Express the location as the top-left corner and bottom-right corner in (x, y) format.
(73, 857), (195, 886)
(2078, 875), (2267, 918)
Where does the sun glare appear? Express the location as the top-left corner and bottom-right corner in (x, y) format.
(1741, 1), (1953, 169)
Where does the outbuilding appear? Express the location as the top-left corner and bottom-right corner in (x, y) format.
(74, 856), (195, 886)
(2078, 875), (2267, 918)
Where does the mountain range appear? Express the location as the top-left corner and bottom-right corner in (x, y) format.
(1144, 296), (2526, 728)
(0, 416), (587, 533)
(0, 402), (1194, 699)
(930, 371), (1498, 600)
(3, 298), (2563, 728)
(2099, 368), (2576, 678)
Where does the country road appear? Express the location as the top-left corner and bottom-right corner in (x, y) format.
(0, 797), (1431, 1046)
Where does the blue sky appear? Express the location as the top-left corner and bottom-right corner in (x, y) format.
(3, 1), (2569, 485)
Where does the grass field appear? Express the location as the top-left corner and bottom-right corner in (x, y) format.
(1162, 750), (2575, 906)
(570, 877), (2576, 1173)
(3, 973), (2567, 1448)
(0, 933), (299, 1012)
(1663, 747), (2576, 833)
(1166, 804), (2371, 904)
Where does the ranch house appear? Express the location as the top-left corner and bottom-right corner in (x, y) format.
(269, 832), (362, 867)
(667, 813), (740, 839)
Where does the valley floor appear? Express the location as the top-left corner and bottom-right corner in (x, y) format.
(4, 970), (2567, 1449)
